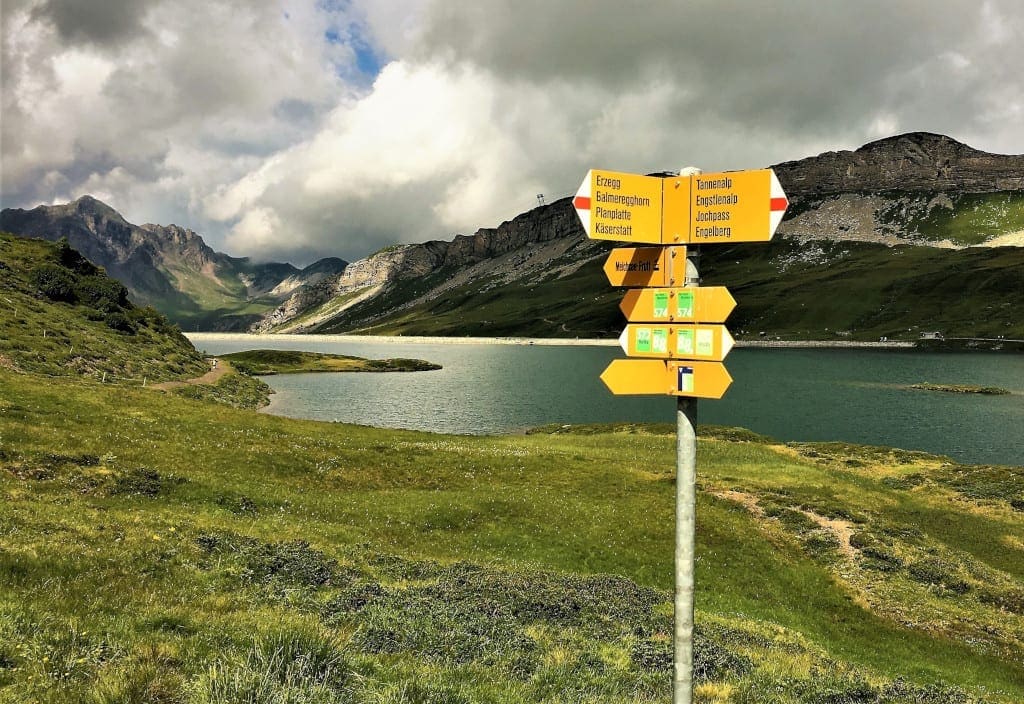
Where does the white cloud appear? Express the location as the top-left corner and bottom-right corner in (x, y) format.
(226, 206), (285, 253)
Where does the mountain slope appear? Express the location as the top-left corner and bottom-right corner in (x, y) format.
(0, 197), (347, 331)
(0, 232), (207, 382)
(259, 133), (1024, 339)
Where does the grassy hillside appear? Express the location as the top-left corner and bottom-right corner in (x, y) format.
(0, 233), (207, 382)
(905, 192), (1024, 245)
(309, 238), (1024, 342)
(701, 239), (1024, 341)
(1, 370), (1022, 702)
(314, 245), (624, 338)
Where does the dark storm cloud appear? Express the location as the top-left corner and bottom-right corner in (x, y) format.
(31, 0), (159, 46)
(412, 0), (1022, 146)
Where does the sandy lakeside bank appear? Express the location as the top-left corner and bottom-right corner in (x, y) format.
(186, 333), (917, 350)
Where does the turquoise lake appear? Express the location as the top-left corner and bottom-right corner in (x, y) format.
(190, 336), (1024, 467)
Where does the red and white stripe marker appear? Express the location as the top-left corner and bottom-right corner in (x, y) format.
(573, 170), (592, 234)
(769, 170), (788, 239)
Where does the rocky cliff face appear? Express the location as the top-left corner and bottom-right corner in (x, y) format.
(253, 198), (585, 332)
(774, 132), (1024, 199)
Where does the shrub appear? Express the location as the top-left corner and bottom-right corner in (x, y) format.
(30, 263), (77, 303)
(977, 586), (1024, 614)
(105, 311), (136, 333)
(107, 467), (183, 497)
(907, 559), (971, 595)
(861, 546), (903, 571)
(56, 238), (98, 275)
(75, 274), (128, 313)
(196, 532), (338, 588)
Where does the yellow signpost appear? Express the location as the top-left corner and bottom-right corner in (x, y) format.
(576, 167), (788, 244)
(574, 169), (664, 244)
(602, 246), (687, 288)
(619, 286), (736, 323)
(577, 163), (790, 704)
(577, 164), (785, 704)
(619, 324), (734, 361)
(599, 359), (733, 399)
(662, 168), (789, 244)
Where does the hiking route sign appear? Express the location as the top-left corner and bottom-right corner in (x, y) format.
(574, 168), (788, 245)
(577, 164), (789, 704)
(578, 166), (788, 398)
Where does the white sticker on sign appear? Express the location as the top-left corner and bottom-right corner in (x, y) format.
(696, 329), (714, 357)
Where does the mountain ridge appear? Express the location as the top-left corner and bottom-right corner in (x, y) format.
(775, 132), (1024, 197)
(2, 132), (1022, 335)
(0, 195), (347, 330)
(255, 132), (1024, 335)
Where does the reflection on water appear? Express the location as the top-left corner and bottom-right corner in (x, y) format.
(190, 336), (1024, 467)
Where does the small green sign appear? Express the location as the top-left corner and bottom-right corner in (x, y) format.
(677, 328), (695, 355)
(652, 328), (668, 354)
(653, 291), (669, 318)
(636, 327), (652, 353)
(676, 291), (694, 319)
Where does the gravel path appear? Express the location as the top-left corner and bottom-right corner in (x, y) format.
(151, 358), (231, 390)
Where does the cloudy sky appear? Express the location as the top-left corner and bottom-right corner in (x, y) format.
(2, 0), (1022, 264)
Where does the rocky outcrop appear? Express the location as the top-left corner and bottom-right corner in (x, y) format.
(252, 198), (586, 331)
(774, 132), (1024, 199)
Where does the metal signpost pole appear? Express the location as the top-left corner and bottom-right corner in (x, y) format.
(675, 393), (698, 703)
(579, 162), (785, 704)
(674, 246), (701, 704)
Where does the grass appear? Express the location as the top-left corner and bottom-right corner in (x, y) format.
(910, 383), (1010, 395)
(170, 371), (273, 410)
(907, 192), (1024, 245)
(1, 371), (1022, 702)
(218, 349), (441, 375)
(1, 232), (1022, 701)
(0, 233), (207, 382)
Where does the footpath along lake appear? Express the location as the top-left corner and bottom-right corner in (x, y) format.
(189, 335), (1024, 467)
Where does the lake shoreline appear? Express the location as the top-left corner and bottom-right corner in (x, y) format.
(187, 332), (916, 350)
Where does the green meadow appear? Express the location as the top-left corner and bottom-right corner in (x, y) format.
(219, 350), (441, 376)
(1, 369), (1022, 703)
(1, 233), (1022, 702)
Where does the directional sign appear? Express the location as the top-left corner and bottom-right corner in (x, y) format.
(603, 246), (686, 287)
(574, 169), (664, 244)
(618, 324), (734, 361)
(663, 169), (789, 244)
(619, 286), (736, 323)
(600, 359), (733, 398)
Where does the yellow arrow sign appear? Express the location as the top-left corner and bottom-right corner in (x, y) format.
(619, 286), (736, 323)
(603, 246), (686, 288)
(600, 359), (733, 398)
(619, 324), (734, 361)
(576, 168), (788, 244)
(663, 169), (789, 244)
(574, 169), (664, 244)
